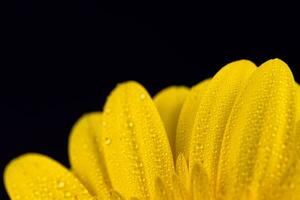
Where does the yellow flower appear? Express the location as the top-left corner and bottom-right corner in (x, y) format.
(4, 58), (300, 200)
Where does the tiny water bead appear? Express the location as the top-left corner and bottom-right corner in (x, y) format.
(57, 180), (65, 189)
(128, 121), (134, 128)
(64, 191), (72, 197)
(104, 137), (111, 145)
(140, 93), (146, 100)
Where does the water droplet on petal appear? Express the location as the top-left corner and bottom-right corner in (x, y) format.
(140, 93), (145, 100)
(64, 191), (72, 197)
(57, 180), (65, 189)
(128, 122), (134, 128)
(83, 189), (89, 194)
(105, 137), (111, 145)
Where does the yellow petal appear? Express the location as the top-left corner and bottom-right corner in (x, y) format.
(175, 154), (190, 199)
(111, 191), (125, 200)
(154, 86), (189, 156)
(176, 79), (210, 160)
(175, 153), (189, 191)
(189, 60), (257, 190)
(296, 82), (300, 121)
(217, 59), (297, 199)
(172, 175), (187, 200)
(4, 153), (94, 200)
(260, 158), (300, 200)
(69, 112), (111, 199)
(191, 164), (212, 200)
(154, 178), (171, 200)
(100, 81), (175, 199)
(281, 159), (300, 200)
(296, 121), (300, 158)
(278, 121), (300, 200)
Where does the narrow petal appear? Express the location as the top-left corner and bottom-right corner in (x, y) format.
(154, 86), (189, 157)
(189, 60), (257, 190)
(100, 81), (175, 199)
(191, 164), (212, 200)
(175, 153), (189, 191)
(172, 175), (187, 200)
(217, 59), (297, 199)
(154, 178), (171, 200)
(4, 153), (94, 200)
(176, 79), (210, 160)
(69, 112), (111, 199)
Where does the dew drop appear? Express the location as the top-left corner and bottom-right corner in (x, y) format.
(83, 189), (89, 194)
(64, 191), (72, 197)
(57, 180), (65, 189)
(105, 137), (111, 145)
(128, 122), (134, 128)
(140, 93), (146, 100)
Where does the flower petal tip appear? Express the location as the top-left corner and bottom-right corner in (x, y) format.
(5, 153), (93, 200)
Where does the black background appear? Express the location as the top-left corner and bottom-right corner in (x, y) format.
(2, 1), (300, 199)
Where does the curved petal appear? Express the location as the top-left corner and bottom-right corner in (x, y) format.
(217, 59), (297, 199)
(69, 112), (111, 199)
(4, 153), (94, 200)
(189, 60), (257, 190)
(176, 79), (210, 160)
(154, 86), (189, 156)
(100, 81), (175, 199)
(296, 83), (300, 121)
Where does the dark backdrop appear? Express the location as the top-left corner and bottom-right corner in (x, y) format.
(2, 1), (300, 199)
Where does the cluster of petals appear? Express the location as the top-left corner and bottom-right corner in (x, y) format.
(4, 59), (300, 200)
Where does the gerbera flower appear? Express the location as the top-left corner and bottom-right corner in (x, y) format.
(4, 59), (300, 199)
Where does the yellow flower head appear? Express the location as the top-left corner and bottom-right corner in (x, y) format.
(4, 59), (300, 200)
